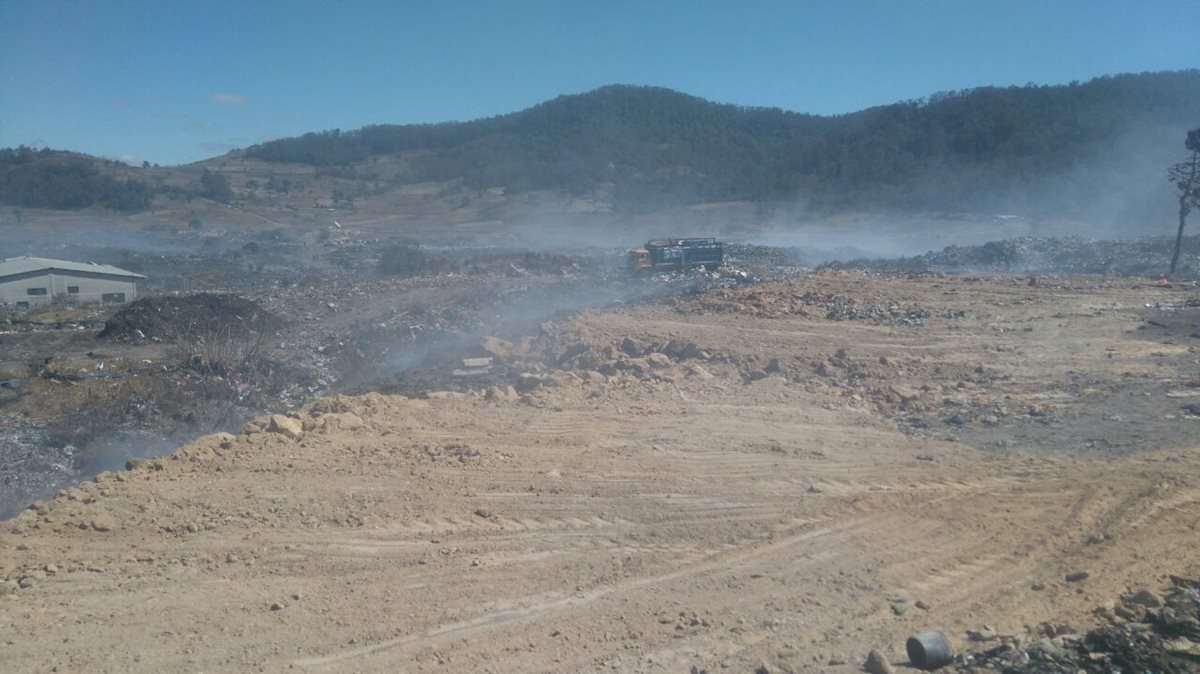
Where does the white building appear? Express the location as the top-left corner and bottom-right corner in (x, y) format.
(0, 257), (146, 309)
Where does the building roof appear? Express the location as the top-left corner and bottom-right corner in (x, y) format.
(0, 256), (147, 281)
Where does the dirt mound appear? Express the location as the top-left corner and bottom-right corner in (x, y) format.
(98, 293), (281, 342)
(673, 272), (932, 325)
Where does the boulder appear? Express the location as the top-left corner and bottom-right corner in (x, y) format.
(267, 414), (303, 440)
(863, 649), (894, 674)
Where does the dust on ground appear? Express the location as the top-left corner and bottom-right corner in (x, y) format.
(1, 271), (1198, 673)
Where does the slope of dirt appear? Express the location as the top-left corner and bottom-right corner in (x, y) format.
(1, 273), (1198, 673)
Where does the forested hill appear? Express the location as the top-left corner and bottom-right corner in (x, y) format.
(2, 71), (1197, 217)
(244, 70), (1200, 213)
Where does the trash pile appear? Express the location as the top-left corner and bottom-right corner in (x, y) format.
(97, 293), (282, 342)
(0, 413), (72, 520)
(949, 577), (1200, 673)
(822, 234), (1200, 279)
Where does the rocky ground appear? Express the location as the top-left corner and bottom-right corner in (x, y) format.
(1, 271), (1198, 672)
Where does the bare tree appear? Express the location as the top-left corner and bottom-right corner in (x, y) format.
(1168, 128), (1200, 276)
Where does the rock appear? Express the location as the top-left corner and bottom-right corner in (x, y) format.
(915, 599), (931, 610)
(1164, 638), (1200, 657)
(619, 337), (645, 356)
(474, 508), (492, 519)
(484, 385), (520, 402)
(687, 363), (715, 380)
(645, 352), (672, 368)
(267, 414), (304, 440)
(516, 372), (551, 391)
(891, 600), (909, 616)
(968, 626), (1000, 642)
(654, 367), (685, 382)
(270, 602), (285, 611)
(1032, 638), (1069, 660)
(90, 514), (118, 532)
(663, 339), (701, 360)
(479, 336), (514, 359)
(1126, 588), (1163, 608)
(549, 370), (583, 387)
(863, 649), (894, 674)
(1064, 570), (1090, 583)
(580, 370), (608, 384)
(243, 415), (270, 435)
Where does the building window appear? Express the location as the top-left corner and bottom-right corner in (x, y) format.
(67, 286), (79, 294)
(26, 287), (47, 296)
(101, 292), (127, 303)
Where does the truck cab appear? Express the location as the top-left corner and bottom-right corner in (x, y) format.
(627, 247), (652, 271)
(627, 238), (723, 272)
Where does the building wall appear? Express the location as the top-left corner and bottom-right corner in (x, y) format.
(0, 271), (139, 308)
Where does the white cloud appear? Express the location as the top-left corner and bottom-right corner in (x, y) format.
(210, 92), (247, 106)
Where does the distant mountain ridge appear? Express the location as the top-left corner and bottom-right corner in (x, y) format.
(2, 71), (1198, 219)
(242, 71), (1200, 214)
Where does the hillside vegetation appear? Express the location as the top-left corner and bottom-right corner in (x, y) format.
(244, 71), (1200, 213)
(2, 71), (1198, 217)
(0, 147), (154, 211)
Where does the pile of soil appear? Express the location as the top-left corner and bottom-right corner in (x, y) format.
(98, 293), (281, 342)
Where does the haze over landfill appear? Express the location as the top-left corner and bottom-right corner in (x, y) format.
(1, 2), (1200, 673)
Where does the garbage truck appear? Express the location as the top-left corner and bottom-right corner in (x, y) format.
(627, 238), (723, 272)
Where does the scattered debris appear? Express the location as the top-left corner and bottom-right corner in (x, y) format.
(952, 576), (1200, 674)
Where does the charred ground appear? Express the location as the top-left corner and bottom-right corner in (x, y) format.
(1, 225), (1199, 673)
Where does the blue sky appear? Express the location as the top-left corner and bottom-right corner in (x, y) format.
(1, 0), (1197, 166)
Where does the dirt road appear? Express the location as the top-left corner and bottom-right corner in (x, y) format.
(2, 273), (1198, 673)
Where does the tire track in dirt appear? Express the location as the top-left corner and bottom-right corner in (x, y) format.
(291, 518), (857, 670)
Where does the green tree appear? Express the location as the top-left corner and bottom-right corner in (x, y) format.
(200, 169), (233, 202)
(1168, 128), (1200, 276)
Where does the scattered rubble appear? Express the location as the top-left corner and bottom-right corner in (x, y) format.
(947, 577), (1200, 674)
(822, 234), (1200, 279)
